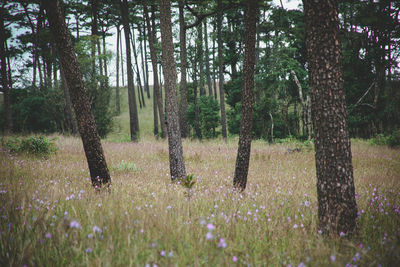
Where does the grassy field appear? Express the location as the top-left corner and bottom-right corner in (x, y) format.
(1, 89), (399, 266)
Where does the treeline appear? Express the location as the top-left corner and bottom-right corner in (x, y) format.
(0, 0), (399, 141)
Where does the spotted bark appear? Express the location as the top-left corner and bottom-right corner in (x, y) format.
(159, 0), (187, 180)
(233, 0), (257, 191)
(303, 0), (357, 236)
(42, 0), (110, 187)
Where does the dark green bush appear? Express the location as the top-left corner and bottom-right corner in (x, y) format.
(186, 96), (220, 139)
(1, 136), (57, 157)
(387, 130), (400, 148)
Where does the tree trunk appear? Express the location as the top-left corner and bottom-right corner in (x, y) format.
(217, 0), (227, 140)
(303, 0), (357, 236)
(60, 66), (78, 134)
(139, 22), (150, 99)
(178, 0), (188, 138)
(90, 0), (98, 88)
(0, 4), (13, 134)
(115, 24), (121, 115)
(212, 20), (218, 100)
(120, 0), (139, 141)
(130, 27), (145, 108)
(233, 0), (257, 191)
(120, 24), (125, 87)
(159, 0), (187, 180)
(197, 23), (205, 96)
(42, 0), (110, 187)
(144, 2), (167, 138)
(204, 19), (213, 97)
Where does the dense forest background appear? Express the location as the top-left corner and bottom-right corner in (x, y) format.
(1, 0), (399, 142)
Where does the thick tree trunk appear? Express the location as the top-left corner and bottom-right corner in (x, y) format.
(204, 19), (213, 97)
(115, 24), (121, 115)
(304, 0), (357, 236)
(144, 2), (167, 138)
(233, 0), (257, 191)
(159, 0), (187, 180)
(217, 0), (227, 140)
(120, 0), (139, 141)
(42, 0), (110, 187)
(0, 5), (13, 134)
(178, 0), (188, 138)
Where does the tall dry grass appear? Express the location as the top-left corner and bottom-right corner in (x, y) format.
(0, 88), (399, 266)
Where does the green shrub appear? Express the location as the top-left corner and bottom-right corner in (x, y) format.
(387, 130), (400, 148)
(369, 134), (390, 146)
(369, 131), (400, 148)
(0, 136), (57, 157)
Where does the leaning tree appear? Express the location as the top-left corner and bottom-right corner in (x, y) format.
(42, 0), (111, 188)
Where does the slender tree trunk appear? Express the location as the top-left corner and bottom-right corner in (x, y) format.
(120, 24), (125, 87)
(233, 0), (257, 191)
(120, 0), (139, 141)
(0, 4), (13, 134)
(5, 41), (12, 89)
(197, 23), (205, 96)
(303, 0), (357, 236)
(144, 2), (167, 138)
(115, 24), (121, 115)
(192, 53), (202, 140)
(130, 27), (145, 108)
(159, 0), (187, 180)
(212, 20), (217, 100)
(102, 28), (108, 77)
(178, 0), (188, 138)
(204, 19), (213, 96)
(42, 0), (110, 187)
(90, 0), (98, 88)
(217, 0), (227, 140)
(139, 22), (150, 99)
(60, 66), (78, 134)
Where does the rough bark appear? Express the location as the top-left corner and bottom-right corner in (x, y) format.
(144, 2), (167, 138)
(0, 4), (13, 134)
(233, 0), (257, 191)
(303, 0), (357, 236)
(217, 0), (227, 140)
(159, 0), (187, 180)
(178, 0), (188, 138)
(120, 0), (139, 141)
(42, 0), (110, 187)
(115, 24), (121, 115)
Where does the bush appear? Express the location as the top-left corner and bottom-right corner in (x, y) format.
(369, 131), (400, 148)
(186, 96), (220, 139)
(387, 130), (400, 148)
(1, 136), (57, 158)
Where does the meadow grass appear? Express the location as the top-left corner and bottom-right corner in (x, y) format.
(1, 89), (399, 266)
